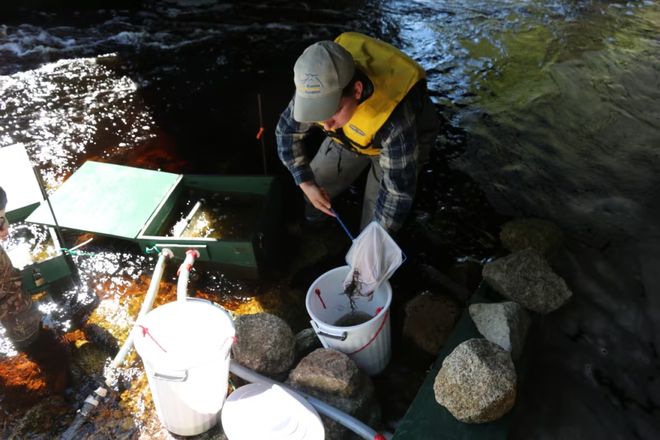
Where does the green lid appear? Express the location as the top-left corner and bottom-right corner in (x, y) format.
(27, 161), (180, 239)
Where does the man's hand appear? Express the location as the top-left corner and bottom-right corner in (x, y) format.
(299, 181), (335, 217)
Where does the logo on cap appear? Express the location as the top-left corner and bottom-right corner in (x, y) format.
(302, 73), (323, 95)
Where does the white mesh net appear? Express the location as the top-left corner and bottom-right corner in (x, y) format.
(343, 221), (403, 300)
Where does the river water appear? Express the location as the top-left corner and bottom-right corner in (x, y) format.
(1, 0), (659, 438)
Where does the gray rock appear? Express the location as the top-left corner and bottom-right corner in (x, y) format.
(500, 218), (563, 257)
(286, 349), (380, 440)
(434, 338), (516, 423)
(10, 396), (71, 439)
(287, 348), (363, 398)
(403, 291), (461, 355)
(468, 302), (531, 360)
(294, 327), (322, 362)
(231, 313), (295, 378)
(71, 342), (110, 383)
(482, 248), (573, 314)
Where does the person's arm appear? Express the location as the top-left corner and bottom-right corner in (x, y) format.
(373, 92), (423, 233)
(276, 98), (315, 185)
(276, 98), (334, 216)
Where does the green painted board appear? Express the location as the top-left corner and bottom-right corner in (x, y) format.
(392, 287), (514, 440)
(0, 144), (44, 221)
(26, 161), (180, 239)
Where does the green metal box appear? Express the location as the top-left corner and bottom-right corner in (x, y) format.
(0, 144), (73, 292)
(26, 161), (281, 278)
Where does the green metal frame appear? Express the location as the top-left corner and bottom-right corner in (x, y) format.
(0, 145), (73, 290)
(24, 161), (282, 278)
(137, 174), (281, 277)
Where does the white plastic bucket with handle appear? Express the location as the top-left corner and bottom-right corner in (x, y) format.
(306, 265), (392, 376)
(133, 297), (235, 436)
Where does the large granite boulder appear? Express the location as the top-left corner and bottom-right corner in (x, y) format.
(232, 313), (295, 378)
(403, 291), (461, 356)
(468, 302), (530, 360)
(286, 349), (380, 440)
(499, 218), (563, 257)
(434, 338), (516, 423)
(482, 248), (572, 314)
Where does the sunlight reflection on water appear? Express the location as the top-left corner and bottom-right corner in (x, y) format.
(0, 55), (155, 188)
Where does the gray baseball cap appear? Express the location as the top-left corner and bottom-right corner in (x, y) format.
(293, 41), (355, 123)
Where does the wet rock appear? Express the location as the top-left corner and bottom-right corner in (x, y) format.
(434, 338), (516, 423)
(420, 264), (473, 304)
(482, 248), (572, 314)
(500, 218), (563, 257)
(286, 348), (380, 440)
(232, 313), (295, 378)
(71, 341), (111, 384)
(288, 348), (362, 398)
(287, 223), (347, 277)
(9, 395), (72, 439)
(82, 322), (120, 354)
(83, 403), (140, 440)
(294, 327), (322, 363)
(402, 291), (461, 355)
(447, 260), (484, 297)
(468, 302), (530, 360)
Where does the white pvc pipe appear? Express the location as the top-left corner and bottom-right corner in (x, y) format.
(173, 200), (203, 238)
(177, 249), (200, 302)
(65, 249), (175, 439)
(229, 360), (390, 440)
(109, 248), (174, 371)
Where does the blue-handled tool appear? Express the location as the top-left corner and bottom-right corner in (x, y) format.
(330, 208), (355, 241)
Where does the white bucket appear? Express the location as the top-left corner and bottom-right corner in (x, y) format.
(306, 266), (392, 376)
(133, 298), (235, 436)
(221, 383), (325, 440)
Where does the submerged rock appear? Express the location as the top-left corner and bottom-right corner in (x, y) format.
(71, 341), (110, 378)
(434, 338), (516, 423)
(468, 302), (530, 360)
(403, 291), (461, 356)
(294, 327), (322, 363)
(231, 313), (295, 379)
(420, 264), (473, 304)
(499, 218), (563, 257)
(482, 248), (572, 314)
(286, 348), (380, 440)
(9, 396), (72, 439)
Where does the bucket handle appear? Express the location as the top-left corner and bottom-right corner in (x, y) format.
(154, 370), (188, 382)
(310, 320), (347, 342)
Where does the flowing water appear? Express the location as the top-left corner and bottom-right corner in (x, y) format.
(161, 190), (265, 239)
(1, 0), (659, 438)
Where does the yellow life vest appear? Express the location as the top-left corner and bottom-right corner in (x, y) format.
(328, 32), (426, 156)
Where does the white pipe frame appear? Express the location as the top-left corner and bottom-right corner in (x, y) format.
(106, 248), (174, 381)
(177, 249), (200, 302)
